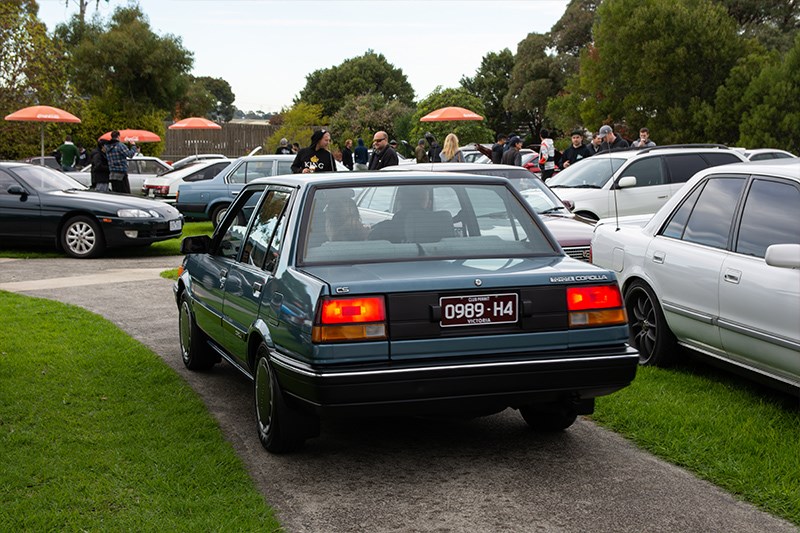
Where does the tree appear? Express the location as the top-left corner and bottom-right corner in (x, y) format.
(504, 33), (564, 138)
(296, 51), (414, 118)
(265, 102), (325, 154)
(64, 0), (110, 26)
(460, 48), (516, 136)
(329, 93), (412, 149)
(408, 87), (494, 147)
(196, 76), (235, 122)
(175, 76), (235, 121)
(551, 0), (599, 57)
(716, 0), (799, 51)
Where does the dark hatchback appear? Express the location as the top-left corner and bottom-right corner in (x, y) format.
(175, 172), (638, 453)
(0, 162), (184, 258)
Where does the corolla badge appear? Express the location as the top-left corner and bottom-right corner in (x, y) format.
(474, 279), (482, 287)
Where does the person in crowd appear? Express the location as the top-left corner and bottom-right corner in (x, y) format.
(559, 130), (592, 169)
(589, 132), (603, 155)
(631, 127), (656, 148)
(415, 138), (429, 163)
(76, 144), (89, 168)
(89, 140), (110, 191)
(501, 136), (523, 166)
(56, 135), (80, 172)
(105, 130), (137, 193)
(424, 132), (441, 162)
(439, 133), (465, 163)
(504, 132), (518, 153)
(354, 138), (369, 170)
(368, 130), (399, 170)
(291, 142), (300, 154)
(491, 133), (506, 164)
(598, 124), (629, 151)
(275, 138), (292, 155)
(341, 138), (354, 170)
(291, 129), (337, 174)
(538, 129), (556, 180)
(389, 140), (399, 152)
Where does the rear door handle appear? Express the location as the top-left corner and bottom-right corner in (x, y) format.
(652, 251), (665, 264)
(252, 281), (263, 295)
(723, 269), (741, 284)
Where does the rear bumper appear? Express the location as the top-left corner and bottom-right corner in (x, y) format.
(272, 346), (639, 415)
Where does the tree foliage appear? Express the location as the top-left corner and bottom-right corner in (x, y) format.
(551, 0), (599, 57)
(297, 51), (414, 118)
(329, 93), (412, 148)
(716, 0), (799, 51)
(176, 76), (235, 122)
(264, 102), (325, 154)
(460, 48), (516, 136)
(408, 87), (494, 146)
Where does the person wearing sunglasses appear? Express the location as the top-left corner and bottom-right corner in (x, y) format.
(367, 130), (399, 170)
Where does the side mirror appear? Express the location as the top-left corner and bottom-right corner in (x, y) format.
(765, 243), (800, 269)
(180, 235), (212, 254)
(562, 199), (575, 211)
(7, 185), (28, 199)
(617, 176), (637, 189)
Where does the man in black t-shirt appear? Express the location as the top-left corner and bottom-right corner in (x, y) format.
(491, 133), (506, 164)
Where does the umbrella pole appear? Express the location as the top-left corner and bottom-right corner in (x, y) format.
(40, 124), (45, 165)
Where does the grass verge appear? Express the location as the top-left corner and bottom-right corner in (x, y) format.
(0, 221), (214, 259)
(592, 362), (800, 526)
(0, 291), (280, 531)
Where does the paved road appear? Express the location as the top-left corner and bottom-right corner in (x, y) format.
(1, 256), (796, 533)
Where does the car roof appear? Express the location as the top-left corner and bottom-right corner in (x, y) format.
(695, 158), (800, 181)
(397, 162), (525, 172)
(247, 171), (511, 189)
(586, 144), (744, 161)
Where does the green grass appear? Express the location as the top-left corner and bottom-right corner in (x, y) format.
(0, 291), (280, 531)
(0, 221), (214, 259)
(160, 268), (180, 280)
(592, 362), (800, 525)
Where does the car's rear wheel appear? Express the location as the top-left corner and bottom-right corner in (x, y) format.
(624, 280), (678, 366)
(61, 215), (105, 258)
(254, 343), (317, 453)
(178, 293), (217, 370)
(519, 402), (578, 431)
(210, 204), (229, 228)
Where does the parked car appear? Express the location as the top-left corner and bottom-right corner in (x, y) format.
(546, 145), (747, 221)
(67, 155), (173, 195)
(20, 156), (62, 170)
(388, 162), (595, 262)
(0, 162), (183, 258)
(741, 148), (797, 161)
(175, 154), (296, 226)
(141, 159), (231, 202)
(169, 153), (228, 170)
(175, 172), (638, 452)
(591, 159), (800, 394)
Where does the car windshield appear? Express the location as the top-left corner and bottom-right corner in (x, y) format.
(546, 157), (625, 188)
(301, 182), (556, 265)
(455, 168), (567, 214)
(13, 165), (87, 192)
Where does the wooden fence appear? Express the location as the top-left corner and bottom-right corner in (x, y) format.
(163, 122), (277, 160)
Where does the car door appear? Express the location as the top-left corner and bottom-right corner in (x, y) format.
(218, 187), (293, 363)
(646, 176), (747, 354)
(189, 185), (268, 343)
(0, 170), (41, 239)
(719, 176), (800, 382)
(614, 156), (670, 216)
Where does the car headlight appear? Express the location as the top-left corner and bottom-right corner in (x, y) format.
(117, 208), (157, 218)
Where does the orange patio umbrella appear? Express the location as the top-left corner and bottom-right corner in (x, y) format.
(168, 117), (222, 155)
(420, 106), (484, 122)
(99, 129), (161, 143)
(4, 105), (82, 164)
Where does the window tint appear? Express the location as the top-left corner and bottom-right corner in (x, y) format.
(276, 161), (293, 175)
(245, 161), (273, 182)
(664, 154), (708, 184)
(138, 160), (163, 174)
(661, 182), (705, 239)
(241, 190), (291, 268)
(736, 179), (800, 258)
(216, 187), (265, 260)
(682, 177), (745, 249)
(0, 170), (19, 194)
(701, 152), (742, 167)
(619, 157), (665, 187)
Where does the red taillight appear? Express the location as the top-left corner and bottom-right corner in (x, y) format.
(566, 284), (626, 327)
(313, 296), (387, 343)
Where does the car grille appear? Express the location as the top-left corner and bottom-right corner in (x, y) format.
(563, 246), (591, 262)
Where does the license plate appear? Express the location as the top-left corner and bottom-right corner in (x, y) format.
(148, 189), (155, 198)
(439, 293), (518, 328)
(169, 219), (182, 231)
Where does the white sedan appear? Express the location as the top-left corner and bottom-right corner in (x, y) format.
(67, 155), (173, 196)
(591, 159), (800, 393)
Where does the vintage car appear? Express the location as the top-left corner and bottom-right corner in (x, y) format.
(175, 172), (638, 452)
(591, 159), (800, 394)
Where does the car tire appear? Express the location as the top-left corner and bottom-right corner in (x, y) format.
(254, 343), (317, 453)
(519, 402), (578, 431)
(178, 293), (217, 371)
(624, 280), (678, 366)
(210, 204), (229, 228)
(61, 215), (105, 258)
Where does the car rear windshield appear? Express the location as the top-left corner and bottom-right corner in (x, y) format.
(300, 182), (557, 265)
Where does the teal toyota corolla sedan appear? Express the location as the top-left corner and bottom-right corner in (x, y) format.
(175, 172), (638, 453)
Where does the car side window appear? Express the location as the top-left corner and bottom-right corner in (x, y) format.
(215, 187), (265, 260)
(664, 154), (708, 184)
(681, 177), (745, 249)
(240, 190), (291, 269)
(139, 161), (160, 174)
(701, 152), (743, 166)
(0, 170), (19, 194)
(619, 157), (665, 187)
(264, 198), (290, 272)
(230, 162), (247, 184)
(661, 182), (705, 239)
(276, 161), (293, 176)
(246, 161), (273, 182)
(736, 178), (800, 258)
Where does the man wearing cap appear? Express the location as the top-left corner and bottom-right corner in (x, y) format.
(559, 130), (592, 169)
(106, 130), (137, 193)
(368, 130), (399, 170)
(415, 139), (429, 163)
(491, 133), (506, 164)
(291, 129), (337, 174)
(275, 138), (292, 155)
(598, 125), (629, 151)
(500, 136), (523, 166)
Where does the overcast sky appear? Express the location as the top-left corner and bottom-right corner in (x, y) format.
(37, 0), (570, 113)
